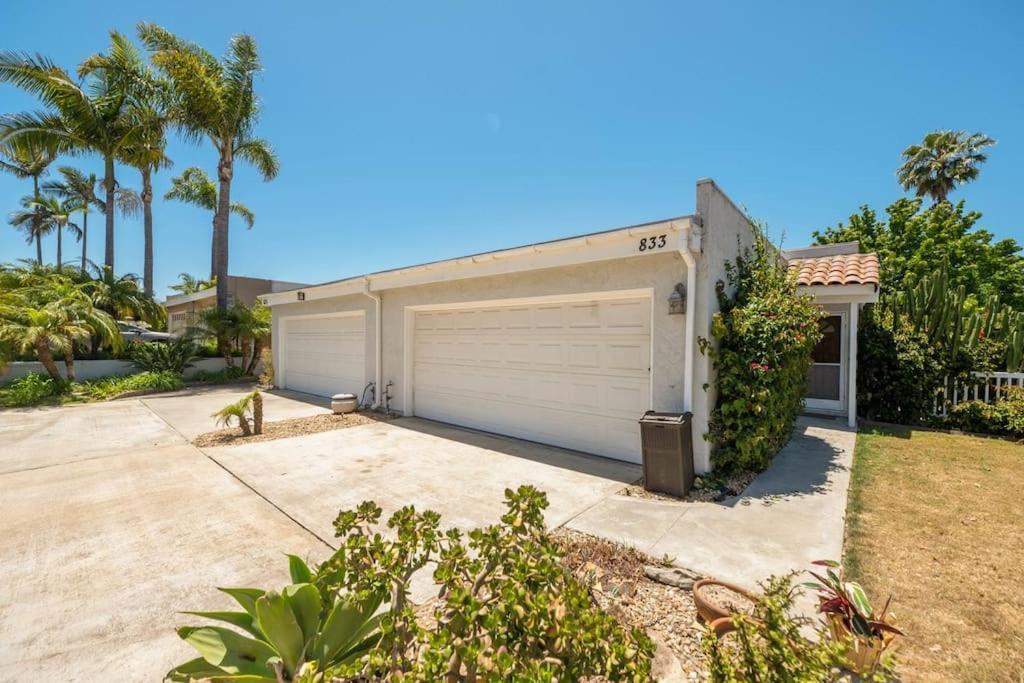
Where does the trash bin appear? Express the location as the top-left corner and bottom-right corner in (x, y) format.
(638, 411), (694, 497)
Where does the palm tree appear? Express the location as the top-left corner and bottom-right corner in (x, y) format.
(43, 166), (142, 273)
(0, 140), (56, 264)
(84, 264), (163, 327)
(169, 271), (216, 295)
(80, 32), (172, 297)
(897, 130), (996, 203)
(0, 49), (146, 272)
(139, 23), (279, 311)
(30, 196), (82, 267)
(8, 195), (55, 264)
(164, 167), (255, 277)
(0, 272), (120, 381)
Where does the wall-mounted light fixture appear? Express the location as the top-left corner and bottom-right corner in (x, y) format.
(297, 291), (306, 301)
(668, 283), (686, 315)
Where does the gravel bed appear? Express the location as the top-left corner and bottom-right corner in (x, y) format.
(553, 528), (712, 679)
(193, 411), (391, 447)
(619, 470), (759, 503)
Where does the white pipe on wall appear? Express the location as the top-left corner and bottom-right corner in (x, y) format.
(362, 279), (383, 408)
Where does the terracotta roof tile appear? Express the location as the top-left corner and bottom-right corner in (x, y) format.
(787, 252), (880, 287)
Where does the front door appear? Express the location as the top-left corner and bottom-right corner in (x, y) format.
(806, 313), (846, 412)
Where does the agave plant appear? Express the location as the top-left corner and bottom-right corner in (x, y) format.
(167, 555), (386, 682)
(801, 560), (903, 673)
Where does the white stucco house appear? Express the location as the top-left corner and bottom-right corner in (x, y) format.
(261, 179), (879, 473)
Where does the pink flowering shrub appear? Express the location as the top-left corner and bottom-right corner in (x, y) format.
(700, 225), (823, 472)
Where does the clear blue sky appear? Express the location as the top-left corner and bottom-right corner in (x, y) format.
(2, 1), (1022, 299)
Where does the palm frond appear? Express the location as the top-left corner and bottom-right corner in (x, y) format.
(229, 202), (255, 228)
(234, 137), (279, 181)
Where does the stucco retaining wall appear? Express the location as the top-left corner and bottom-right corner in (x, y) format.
(0, 357), (246, 384)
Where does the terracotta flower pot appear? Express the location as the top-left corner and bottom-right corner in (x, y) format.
(692, 578), (758, 623)
(826, 614), (894, 675)
(708, 616), (738, 637)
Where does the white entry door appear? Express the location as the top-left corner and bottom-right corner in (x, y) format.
(281, 312), (366, 397)
(412, 295), (651, 463)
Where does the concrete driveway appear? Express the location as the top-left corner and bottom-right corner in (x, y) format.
(0, 386), (637, 681)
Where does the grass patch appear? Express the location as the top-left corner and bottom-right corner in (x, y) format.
(844, 426), (1024, 682)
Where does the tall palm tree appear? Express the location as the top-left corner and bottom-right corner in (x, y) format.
(8, 195), (55, 263)
(43, 166), (142, 273)
(139, 23), (279, 311)
(0, 140), (56, 264)
(164, 166), (255, 277)
(30, 196), (82, 267)
(0, 49), (146, 272)
(80, 32), (172, 297)
(897, 130), (996, 203)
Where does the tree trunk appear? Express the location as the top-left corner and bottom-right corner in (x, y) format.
(64, 355), (76, 383)
(33, 175), (42, 265)
(103, 155), (116, 272)
(240, 336), (252, 376)
(247, 338), (263, 376)
(238, 413), (252, 436)
(214, 144), (233, 312)
(252, 391), (263, 434)
(210, 217), (216, 280)
(34, 338), (62, 381)
(81, 210), (88, 273)
(56, 224), (62, 268)
(141, 167), (154, 297)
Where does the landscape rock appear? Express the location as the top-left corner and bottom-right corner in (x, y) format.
(644, 565), (702, 590)
(650, 630), (687, 682)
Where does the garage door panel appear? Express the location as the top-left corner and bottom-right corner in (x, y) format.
(283, 314), (366, 397)
(413, 296), (650, 462)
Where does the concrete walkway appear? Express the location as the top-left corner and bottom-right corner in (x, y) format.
(566, 416), (856, 591)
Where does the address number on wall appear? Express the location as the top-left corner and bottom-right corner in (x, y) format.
(638, 234), (668, 252)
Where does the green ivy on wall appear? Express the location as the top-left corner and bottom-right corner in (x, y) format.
(700, 226), (824, 473)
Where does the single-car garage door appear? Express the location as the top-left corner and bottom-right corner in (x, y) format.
(281, 312), (366, 397)
(413, 295), (651, 462)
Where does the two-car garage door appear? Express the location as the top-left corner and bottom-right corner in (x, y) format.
(412, 295), (651, 463)
(281, 313), (366, 398)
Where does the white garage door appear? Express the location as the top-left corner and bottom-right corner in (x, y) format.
(413, 295), (651, 462)
(282, 313), (366, 397)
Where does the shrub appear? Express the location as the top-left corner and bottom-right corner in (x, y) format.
(78, 371), (183, 400)
(0, 372), (67, 407)
(701, 227), (823, 473)
(258, 346), (274, 387)
(856, 311), (945, 424)
(129, 337), (198, 374)
(315, 485), (653, 680)
(703, 575), (851, 683)
(945, 387), (1024, 437)
(190, 365), (247, 384)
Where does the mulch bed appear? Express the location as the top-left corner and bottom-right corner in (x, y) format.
(193, 411), (393, 447)
(553, 528), (712, 679)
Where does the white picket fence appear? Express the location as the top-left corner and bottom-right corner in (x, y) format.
(935, 371), (1024, 417)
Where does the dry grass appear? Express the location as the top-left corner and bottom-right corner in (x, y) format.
(192, 411), (390, 447)
(844, 426), (1024, 682)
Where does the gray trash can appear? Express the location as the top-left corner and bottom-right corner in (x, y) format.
(638, 411), (694, 497)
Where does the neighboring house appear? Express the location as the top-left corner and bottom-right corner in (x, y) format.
(164, 276), (307, 336)
(261, 180), (879, 473)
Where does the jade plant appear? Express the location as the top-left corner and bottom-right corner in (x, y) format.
(166, 554), (385, 682)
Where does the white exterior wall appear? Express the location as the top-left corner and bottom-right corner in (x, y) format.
(691, 179), (758, 472)
(0, 357), (254, 384)
(379, 250), (688, 420)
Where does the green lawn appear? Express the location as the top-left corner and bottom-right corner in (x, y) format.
(844, 426), (1024, 682)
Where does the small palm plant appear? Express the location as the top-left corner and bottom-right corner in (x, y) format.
(166, 554), (385, 683)
(213, 390), (263, 436)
